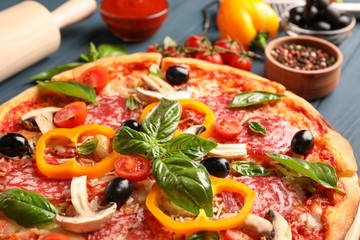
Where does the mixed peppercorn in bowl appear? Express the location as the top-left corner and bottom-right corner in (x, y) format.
(264, 35), (343, 100)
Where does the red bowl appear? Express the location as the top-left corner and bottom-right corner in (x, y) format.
(100, 0), (169, 42)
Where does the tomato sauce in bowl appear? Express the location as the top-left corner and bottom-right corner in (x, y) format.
(100, 0), (169, 42)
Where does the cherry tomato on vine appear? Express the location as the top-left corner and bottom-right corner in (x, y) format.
(184, 34), (210, 49)
(114, 155), (150, 182)
(214, 38), (242, 65)
(54, 101), (88, 128)
(41, 233), (71, 240)
(146, 43), (162, 53)
(195, 51), (223, 65)
(78, 65), (109, 93)
(214, 117), (242, 140)
(229, 55), (252, 71)
(224, 229), (254, 240)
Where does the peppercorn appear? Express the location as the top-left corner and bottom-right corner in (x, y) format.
(271, 43), (335, 71)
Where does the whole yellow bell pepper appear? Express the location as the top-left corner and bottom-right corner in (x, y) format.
(216, 0), (279, 50)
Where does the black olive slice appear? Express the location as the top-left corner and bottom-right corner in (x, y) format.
(200, 157), (230, 178)
(166, 66), (190, 85)
(0, 133), (32, 157)
(291, 130), (315, 155)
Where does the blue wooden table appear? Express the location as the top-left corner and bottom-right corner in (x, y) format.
(1, 0), (360, 174)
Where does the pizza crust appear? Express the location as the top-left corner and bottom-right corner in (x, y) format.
(0, 86), (43, 123)
(52, 52), (162, 81)
(161, 57), (286, 94)
(285, 91), (358, 177)
(325, 177), (360, 240)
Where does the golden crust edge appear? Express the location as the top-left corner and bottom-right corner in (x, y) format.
(0, 86), (44, 122)
(326, 177), (360, 240)
(161, 56), (287, 93)
(51, 52), (163, 81)
(285, 91), (358, 177)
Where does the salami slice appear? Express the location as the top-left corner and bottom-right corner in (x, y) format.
(235, 114), (297, 155)
(85, 96), (143, 130)
(127, 208), (155, 240)
(86, 212), (136, 240)
(223, 176), (299, 219)
(196, 94), (245, 119)
(1, 159), (70, 203)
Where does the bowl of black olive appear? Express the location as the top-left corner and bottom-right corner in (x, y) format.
(281, 0), (356, 44)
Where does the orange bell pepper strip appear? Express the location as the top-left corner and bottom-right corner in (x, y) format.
(140, 99), (215, 139)
(35, 124), (122, 179)
(146, 176), (256, 234)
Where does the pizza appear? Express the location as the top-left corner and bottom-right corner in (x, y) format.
(0, 52), (359, 240)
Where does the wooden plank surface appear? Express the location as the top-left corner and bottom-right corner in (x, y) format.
(1, 0), (360, 175)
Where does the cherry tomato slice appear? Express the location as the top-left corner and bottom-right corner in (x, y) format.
(214, 117), (242, 140)
(54, 101), (88, 128)
(78, 65), (109, 93)
(224, 229), (254, 240)
(115, 155), (150, 182)
(41, 233), (71, 240)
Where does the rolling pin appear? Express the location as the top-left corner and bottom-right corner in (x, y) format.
(0, 0), (97, 82)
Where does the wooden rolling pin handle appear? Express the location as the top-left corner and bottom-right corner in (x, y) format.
(52, 0), (97, 29)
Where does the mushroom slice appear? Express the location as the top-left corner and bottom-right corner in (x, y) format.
(55, 176), (117, 233)
(141, 74), (175, 94)
(208, 143), (247, 158)
(237, 214), (273, 239)
(135, 86), (191, 104)
(183, 125), (207, 136)
(267, 210), (292, 240)
(21, 107), (61, 134)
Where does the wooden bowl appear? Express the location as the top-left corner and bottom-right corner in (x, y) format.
(264, 35), (343, 100)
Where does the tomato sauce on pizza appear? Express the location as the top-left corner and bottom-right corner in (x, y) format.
(0, 53), (359, 240)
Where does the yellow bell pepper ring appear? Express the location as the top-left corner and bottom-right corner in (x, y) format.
(35, 124), (123, 179)
(145, 176), (256, 234)
(140, 99), (215, 139)
(216, 0), (279, 50)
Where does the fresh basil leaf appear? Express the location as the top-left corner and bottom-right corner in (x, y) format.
(30, 62), (84, 81)
(231, 161), (270, 177)
(78, 139), (99, 155)
(163, 36), (177, 49)
(147, 145), (167, 160)
(0, 189), (59, 227)
(113, 126), (156, 155)
(187, 231), (220, 240)
(126, 95), (138, 110)
(227, 91), (285, 108)
(98, 43), (127, 58)
(141, 98), (181, 144)
(37, 81), (98, 104)
(149, 64), (165, 79)
(266, 153), (346, 194)
(80, 42), (99, 62)
(162, 133), (217, 160)
(248, 121), (266, 135)
(152, 155), (213, 217)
